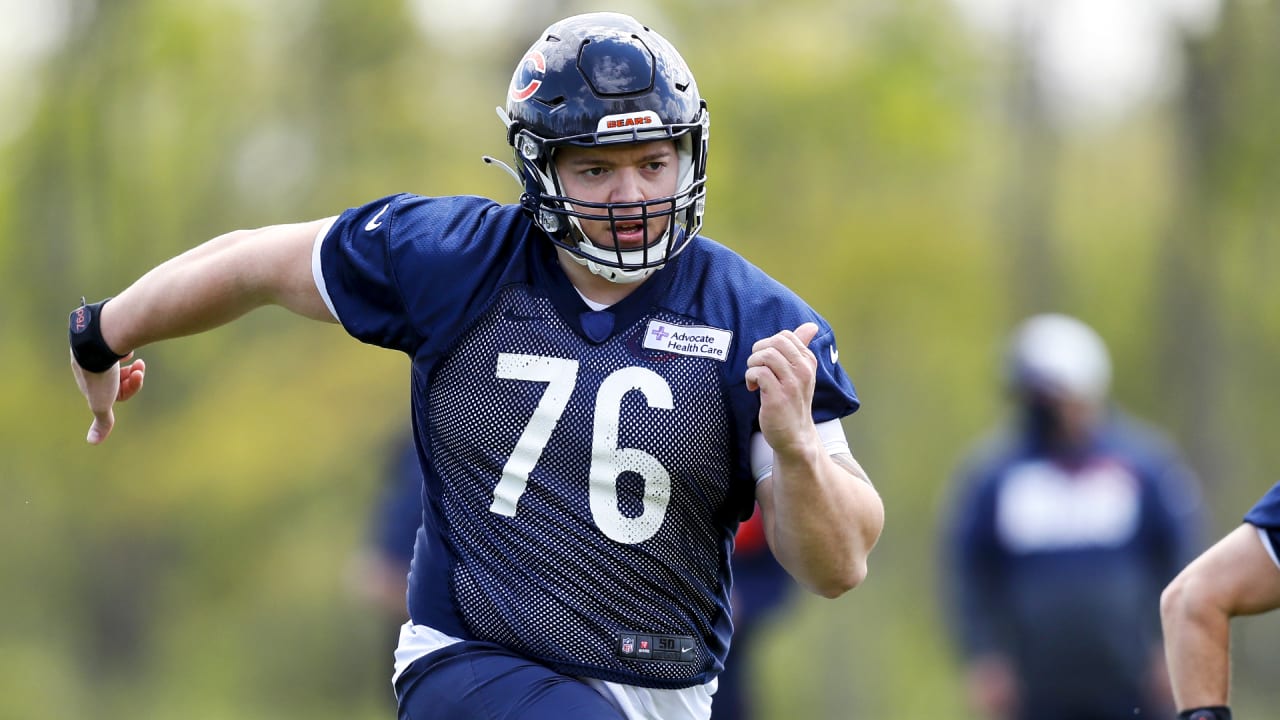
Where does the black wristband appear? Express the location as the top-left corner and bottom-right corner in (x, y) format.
(1179, 707), (1232, 720)
(69, 297), (127, 373)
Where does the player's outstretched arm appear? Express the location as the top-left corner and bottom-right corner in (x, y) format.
(70, 218), (337, 444)
(747, 322), (885, 598)
(1161, 523), (1280, 712)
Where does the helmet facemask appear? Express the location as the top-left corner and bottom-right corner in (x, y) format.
(509, 111), (709, 283)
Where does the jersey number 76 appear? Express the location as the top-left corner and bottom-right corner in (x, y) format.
(489, 353), (673, 544)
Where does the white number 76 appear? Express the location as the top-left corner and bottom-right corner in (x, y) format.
(489, 353), (673, 544)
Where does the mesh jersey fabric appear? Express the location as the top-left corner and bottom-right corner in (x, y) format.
(317, 193), (859, 687)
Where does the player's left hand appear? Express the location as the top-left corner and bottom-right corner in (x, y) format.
(745, 322), (820, 457)
(71, 350), (146, 445)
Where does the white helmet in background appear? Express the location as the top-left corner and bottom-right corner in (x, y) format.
(1005, 313), (1112, 404)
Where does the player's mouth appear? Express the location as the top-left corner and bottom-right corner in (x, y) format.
(611, 221), (648, 247)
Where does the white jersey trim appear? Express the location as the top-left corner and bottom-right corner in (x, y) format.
(582, 674), (715, 720)
(750, 418), (851, 484)
(1256, 526), (1280, 571)
(392, 622), (715, 720)
(311, 216), (340, 322)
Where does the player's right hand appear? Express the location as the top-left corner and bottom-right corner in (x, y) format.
(71, 350), (145, 444)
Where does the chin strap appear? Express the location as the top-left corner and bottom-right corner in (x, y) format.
(568, 251), (654, 285)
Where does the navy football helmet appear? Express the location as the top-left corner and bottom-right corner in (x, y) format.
(493, 12), (709, 283)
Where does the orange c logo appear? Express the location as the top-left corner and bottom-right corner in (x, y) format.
(509, 50), (546, 103)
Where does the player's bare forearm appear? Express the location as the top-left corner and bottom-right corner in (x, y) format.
(71, 219), (335, 444)
(1161, 524), (1280, 709)
(99, 219), (336, 353)
(1161, 570), (1233, 707)
(745, 322), (883, 597)
(758, 448), (884, 598)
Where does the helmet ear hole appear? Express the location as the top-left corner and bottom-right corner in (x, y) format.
(538, 210), (561, 234)
(517, 135), (541, 161)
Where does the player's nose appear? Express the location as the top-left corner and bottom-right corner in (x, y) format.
(608, 168), (647, 204)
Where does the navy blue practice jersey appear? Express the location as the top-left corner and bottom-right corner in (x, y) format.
(1245, 481), (1280, 528)
(1245, 481), (1280, 565)
(316, 193), (859, 688)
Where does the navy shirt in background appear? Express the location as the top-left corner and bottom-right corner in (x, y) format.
(944, 409), (1204, 718)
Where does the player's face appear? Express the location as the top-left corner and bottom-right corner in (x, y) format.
(554, 140), (679, 251)
(1022, 388), (1101, 448)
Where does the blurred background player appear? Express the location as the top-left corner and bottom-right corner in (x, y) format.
(1161, 480), (1280, 720)
(942, 313), (1206, 720)
(711, 506), (797, 720)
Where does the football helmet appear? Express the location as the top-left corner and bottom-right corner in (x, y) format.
(1005, 313), (1112, 403)
(496, 12), (709, 283)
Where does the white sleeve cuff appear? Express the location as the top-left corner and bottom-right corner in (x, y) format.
(750, 418), (852, 484)
(1256, 526), (1280, 571)
(310, 216), (340, 322)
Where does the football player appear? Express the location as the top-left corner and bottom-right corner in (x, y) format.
(1161, 481), (1280, 720)
(942, 313), (1205, 720)
(67, 12), (883, 720)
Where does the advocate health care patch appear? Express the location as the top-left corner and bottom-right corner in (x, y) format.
(642, 320), (733, 361)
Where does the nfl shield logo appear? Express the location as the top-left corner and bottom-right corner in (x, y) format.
(621, 635), (635, 655)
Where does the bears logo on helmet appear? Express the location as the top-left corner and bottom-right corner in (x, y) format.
(508, 51), (545, 103)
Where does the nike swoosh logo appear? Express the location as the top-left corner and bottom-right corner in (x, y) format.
(365, 204), (389, 232)
(680, 645), (695, 654)
(829, 346), (839, 364)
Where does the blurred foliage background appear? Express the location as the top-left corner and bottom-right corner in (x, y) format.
(3, 0), (1279, 718)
